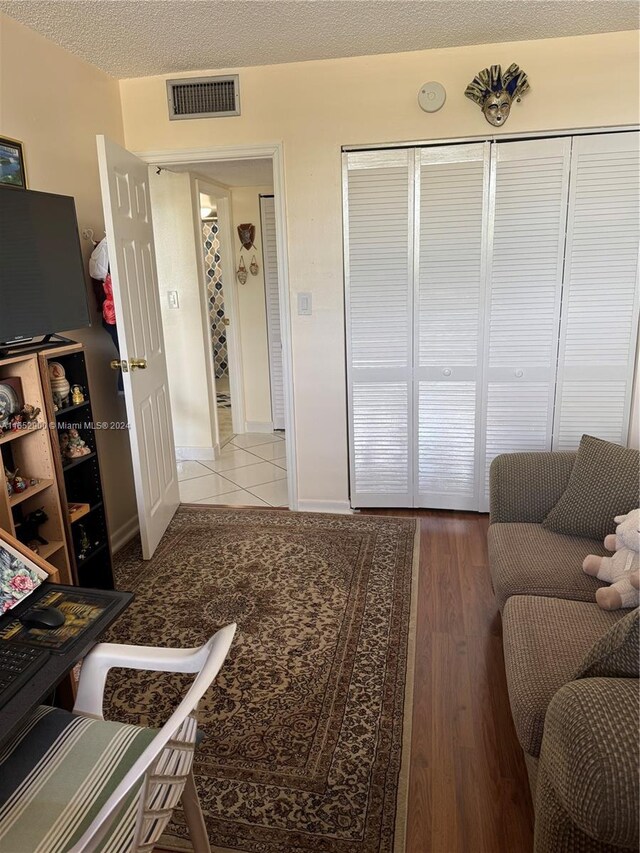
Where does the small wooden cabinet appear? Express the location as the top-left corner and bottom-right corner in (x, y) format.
(0, 353), (72, 584)
(38, 344), (114, 589)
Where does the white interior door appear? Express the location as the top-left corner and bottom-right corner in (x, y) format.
(260, 195), (285, 430)
(415, 142), (490, 509)
(553, 131), (640, 449)
(97, 135), (179, 559)
(478, 137), (572, 510)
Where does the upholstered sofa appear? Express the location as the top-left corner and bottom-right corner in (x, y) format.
(488, 444), (639, 853)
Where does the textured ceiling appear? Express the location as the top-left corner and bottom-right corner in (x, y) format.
(1, 0), (638, 79)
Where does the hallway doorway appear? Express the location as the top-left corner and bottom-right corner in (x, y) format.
(147, 151), (293, 509)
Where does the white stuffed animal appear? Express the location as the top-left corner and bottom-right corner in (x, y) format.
(583, 509), (640, 610)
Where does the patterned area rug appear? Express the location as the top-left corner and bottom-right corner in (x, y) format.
(104, 506), (419, 853)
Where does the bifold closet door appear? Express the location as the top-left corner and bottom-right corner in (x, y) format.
(415, 143), (489, 509)
(344, 150), (414, 507)
(479, 137), (572, 509)
(259, 195), (285, 430)
(554, 131), (640, 449)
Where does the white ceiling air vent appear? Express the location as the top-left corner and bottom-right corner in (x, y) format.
(167, 75), (240, 120)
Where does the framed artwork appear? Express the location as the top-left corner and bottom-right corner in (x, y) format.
(0, 533), (48, 615)
(0, 136), (27, 189)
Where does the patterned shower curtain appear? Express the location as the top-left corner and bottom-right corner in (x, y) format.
(202, 221), (228, 379)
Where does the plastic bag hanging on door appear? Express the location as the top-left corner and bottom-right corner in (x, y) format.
(249, 255), (259, 276)
(237, 256), (248, 285)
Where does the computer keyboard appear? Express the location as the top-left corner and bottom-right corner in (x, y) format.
(0, 645), (49, 708)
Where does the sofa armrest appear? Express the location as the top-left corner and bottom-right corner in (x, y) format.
(489, 452), (576, 524)
(536, 678), (639, 850)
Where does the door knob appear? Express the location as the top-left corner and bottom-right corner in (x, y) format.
(223, 318), (230, 326)
(110, 359), (129, 372)
(130, 358), (147, 370)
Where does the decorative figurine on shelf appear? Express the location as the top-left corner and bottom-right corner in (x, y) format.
(71, 385), (85, 405)
(49, 362), (71, 410)
(77, 524), (91, 560)
(59, 432), (70, 457)
(61, 428), (91, 459)
(8, 469), (28, 494)
(9, 403), (41, 431)
(22, 404), (40, 422)
(1, 468), (32, 496)
(17, 508), (49, 551)
(4, 467), (14, 497)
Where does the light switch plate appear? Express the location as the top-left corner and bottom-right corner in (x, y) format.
(168, 290), (179, 309)
(297, 292), (312, 316)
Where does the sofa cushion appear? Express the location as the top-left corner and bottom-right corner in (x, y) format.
(488, 522), (607, 610)
(542, 434), (639, 540)
(502, 596), (624, 758)
(575, 607), (639, 680)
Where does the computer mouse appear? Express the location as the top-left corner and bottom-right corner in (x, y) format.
(20, 606), (66, 629)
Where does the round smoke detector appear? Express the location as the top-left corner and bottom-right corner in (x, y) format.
(418, 81), (446, 113)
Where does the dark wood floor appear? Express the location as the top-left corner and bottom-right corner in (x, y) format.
(365, 509), (534, 853)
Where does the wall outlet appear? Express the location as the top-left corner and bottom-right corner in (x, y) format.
(297, 292), (312, 316)
(168, 290), (179, 309)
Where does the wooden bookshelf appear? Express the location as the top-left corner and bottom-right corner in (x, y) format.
(38, 343), (114, 589)
(0, 353), (72, 584)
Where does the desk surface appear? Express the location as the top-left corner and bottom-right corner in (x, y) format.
(0, 583), (132, 748)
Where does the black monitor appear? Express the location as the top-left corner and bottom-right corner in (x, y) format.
(0, 188), (91, 344)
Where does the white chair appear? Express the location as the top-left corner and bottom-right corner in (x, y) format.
(0, 623), (236, 853)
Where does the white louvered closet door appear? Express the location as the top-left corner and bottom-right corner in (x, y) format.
(415, 143), (490, 509)
(479, 137), (572, 510)
(259, 195), (285, 430)
(554, 131), (640, 449)
(345, 150), (414, 507)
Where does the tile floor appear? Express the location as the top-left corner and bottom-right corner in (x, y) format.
(178, 432), (287, 507)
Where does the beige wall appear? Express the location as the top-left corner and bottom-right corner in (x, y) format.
(229, 185), (274, 429)
(149, 169), (218, 454)
(120, 31), (640, 505)
(0, 13), (138, 542)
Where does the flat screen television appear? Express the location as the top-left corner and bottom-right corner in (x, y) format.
(0, 188), (91, 344)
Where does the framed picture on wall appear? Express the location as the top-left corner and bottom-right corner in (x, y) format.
(0, 136), (27, 189)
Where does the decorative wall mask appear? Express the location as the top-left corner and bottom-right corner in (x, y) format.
(237, 256), (248, 285)
(237, 223), (256, 250)
(464, 63), (530, 126)
(249, 255), (260, 276)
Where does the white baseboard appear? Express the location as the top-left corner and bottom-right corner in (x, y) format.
(295, 499), (353, 514)
(110, 515), (140, 553)
(243, 421), (274, 434)
(175, 444), (219, 461)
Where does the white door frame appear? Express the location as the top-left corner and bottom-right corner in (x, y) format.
(138, 143), (298, 511)
(191, 177), (246, 437)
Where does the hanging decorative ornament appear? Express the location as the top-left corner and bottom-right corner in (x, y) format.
(237, 223), (256, 250)
(249, 255), (260, 276)
(237, 255), (248, 285)
(464, 63), (530, 126)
